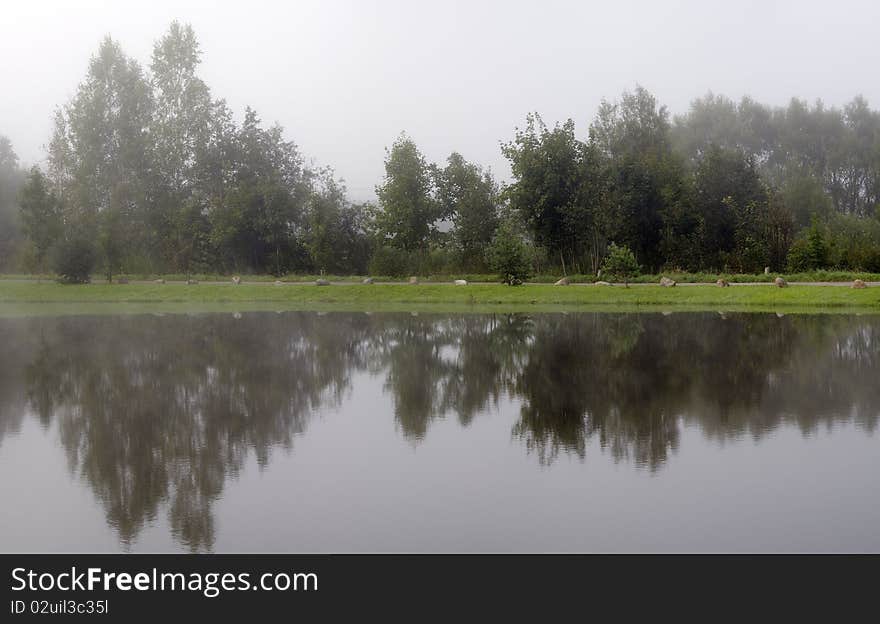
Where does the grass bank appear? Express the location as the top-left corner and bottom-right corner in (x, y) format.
(1, 280), (879, 312)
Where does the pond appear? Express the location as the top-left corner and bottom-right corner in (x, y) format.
(0, 311), (878, 552)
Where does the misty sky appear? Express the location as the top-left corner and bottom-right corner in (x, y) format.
(2, 0), (880, 200)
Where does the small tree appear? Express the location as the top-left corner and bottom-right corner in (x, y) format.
(787, 218), (828, 272)
(804, 218), (827, 269)
(53, 235), (96, 284)
(601, 242), (639, 287)
(486, 217), (532, 285)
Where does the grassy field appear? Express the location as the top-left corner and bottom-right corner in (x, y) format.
(1, 280), (879, 314)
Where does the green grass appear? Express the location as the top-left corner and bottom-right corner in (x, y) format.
(1, 280), (879, 314)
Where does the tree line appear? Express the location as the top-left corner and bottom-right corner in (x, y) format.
(2, 22), (880, 280)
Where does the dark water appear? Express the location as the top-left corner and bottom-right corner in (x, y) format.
(0, 311), (878, 552)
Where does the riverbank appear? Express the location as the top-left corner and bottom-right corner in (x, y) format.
(1, 280), (879, 312)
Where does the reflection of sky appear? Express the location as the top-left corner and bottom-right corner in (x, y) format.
(4, 377), (879, 553)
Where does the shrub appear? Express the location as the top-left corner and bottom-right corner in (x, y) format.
(368, 246), (412, 277)
(52, 236), (96, 284)
(486, 218), (532, 285)
(787, 219), (828, 271)
(601, 243), (640, 287)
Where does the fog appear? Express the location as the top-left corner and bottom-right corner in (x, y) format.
(2, 0), (879, 199)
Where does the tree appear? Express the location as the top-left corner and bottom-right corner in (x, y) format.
(0, 136), (26, 269)
(48, 36), (155, 270)
(305, 171), (370, 274)
(435, 152), (499, 271)
(167, 196), (210, 278)
(805, 218), (828, 269)
(601, 243), (639, 287)
(150, 21), (214, 271)
(731, 198), (769, 273)
(373, 134), (439, 252)
(210, 108), (309, 274)
(150, 22), (211, 194)
(692, 145), (768, 269)
(671, 93), (771, 166)
(52, 235), (96, 284)
(502, 114), (591, 272)
(486, 215), (532, 285)
(765, 191), (794, 271)
(18, 168), (63, 274)
(589, 86), (687, 271)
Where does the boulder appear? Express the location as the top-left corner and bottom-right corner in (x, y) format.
(554, 277), (570, 286)
(774, 277), (787, 288)
(231, 276), (241, 285)
(274, 280), (283, 286)
(316, 278), (330, 286)
(595, 280), (611, 286)
(660, 276), (676, 287)
(716, 278), (730, 287)
(362, 277), (374, 284)
(454, 279), (468, 286)
(408, 276), (419, 284)
(852, 279), (867, 289)
(154, 278), (165, 284)
(187, 279), (199, 285)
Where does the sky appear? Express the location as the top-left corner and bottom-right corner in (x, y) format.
(2, 0), (880, 200)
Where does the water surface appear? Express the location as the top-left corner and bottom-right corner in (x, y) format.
(0, 311), (878, 552)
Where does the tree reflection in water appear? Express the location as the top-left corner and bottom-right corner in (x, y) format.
(0, 311), (877, 550)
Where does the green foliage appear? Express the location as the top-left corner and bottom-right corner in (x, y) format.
(18, 28), (880, 282)
(780, 174), (832, 229)
(601, 243), (640, 286)
(486, 217), (533, 285)
(368, 246), (413, 277)
(730, 199), (769, 273)
(373, 134), (440, 252)
(502, 115), (587, 257)
(52, 236), (96, 284)
(591, 86), (687, 272)
(692, 146), (769, 269)
(18, 168), (63, 273)
(0, 136), (26, 270)
(305, 174), (370, 274)
(435, 152), (499, 271)
(50, 35), (153, 235)
(824, 215), (880, 271)
(788, 219), (827, 271)
(367, 245), (453, 277)
(674, 93), (880, 218)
